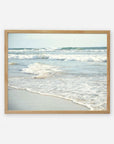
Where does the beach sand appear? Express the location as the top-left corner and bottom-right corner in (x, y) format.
(8, 87), (89, 111)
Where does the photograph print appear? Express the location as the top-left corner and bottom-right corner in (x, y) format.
(5, 30), (110, 114)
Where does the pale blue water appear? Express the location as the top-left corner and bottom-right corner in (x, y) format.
(8, 47), (107, 110)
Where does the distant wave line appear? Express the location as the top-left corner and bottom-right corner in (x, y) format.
(8, 47), (107, 51)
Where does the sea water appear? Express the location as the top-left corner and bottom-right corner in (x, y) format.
(8, 47), (107, 110)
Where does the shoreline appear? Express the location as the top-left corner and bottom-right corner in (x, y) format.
(8, 87), (90, 111)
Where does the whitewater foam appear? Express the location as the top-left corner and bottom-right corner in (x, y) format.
(8, 53), (107, 62)
(22, 63), (61, 78)
(8, 54), (38, 59)
(42, 54), (107, 62)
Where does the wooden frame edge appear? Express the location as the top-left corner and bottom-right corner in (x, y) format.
(5, 30), (8, 114)
(107, 31), (110, 113)
(5, 110), (110, 114)
(5, 30), (110, 34)
(4, 30), (110, 114)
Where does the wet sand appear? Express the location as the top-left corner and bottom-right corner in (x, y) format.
(8, 87), (89, 111)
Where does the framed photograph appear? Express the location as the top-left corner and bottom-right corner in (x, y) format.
(5, 30), (110, 114)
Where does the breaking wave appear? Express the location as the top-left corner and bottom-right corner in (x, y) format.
(42, 54), (107, 62)
(8, 53), (107, 62)
(22, 63), (61, 78)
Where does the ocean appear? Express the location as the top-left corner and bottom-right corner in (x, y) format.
(8, 47), (107, 110)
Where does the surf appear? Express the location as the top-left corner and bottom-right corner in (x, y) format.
(22, 62), (62, 78)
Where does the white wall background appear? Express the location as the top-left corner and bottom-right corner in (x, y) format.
(0, 0), (113, 144)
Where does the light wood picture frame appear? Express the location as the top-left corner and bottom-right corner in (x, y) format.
(5, 30), (110, 114)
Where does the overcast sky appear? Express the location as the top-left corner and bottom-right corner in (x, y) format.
(8, 33), (107, 48)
